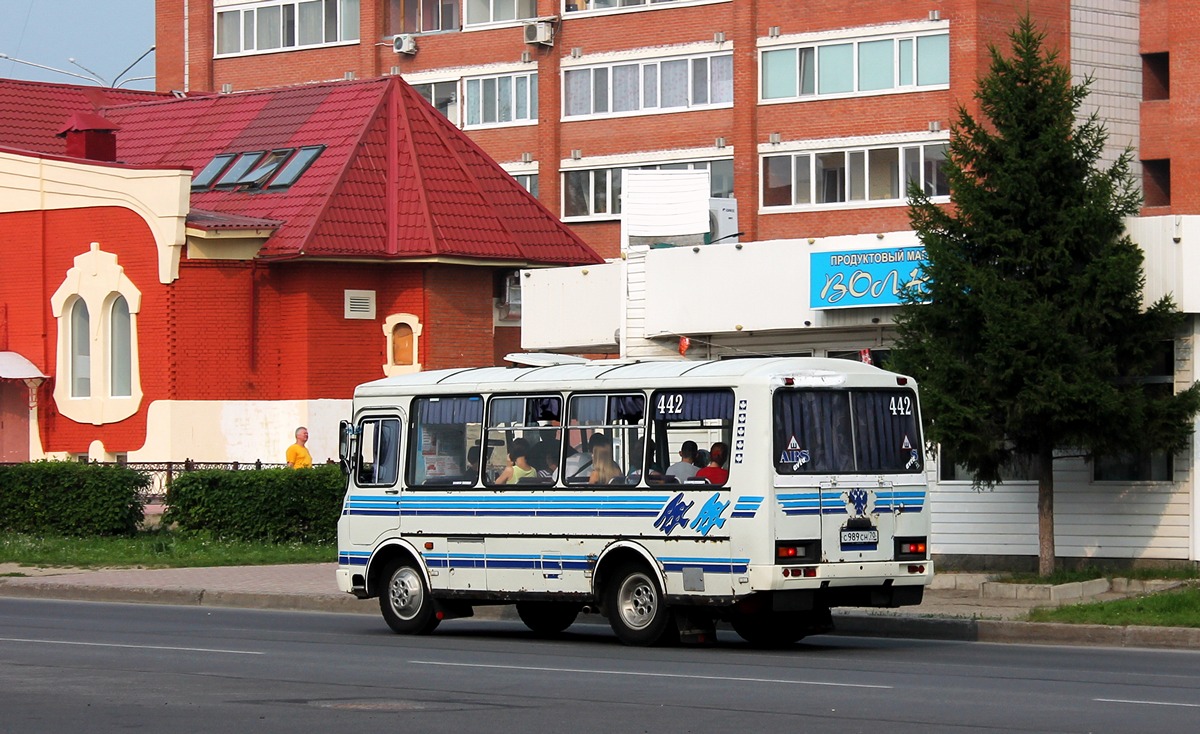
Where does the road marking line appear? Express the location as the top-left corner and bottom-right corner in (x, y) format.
(1095, 698), (1200, 709)
(0, 637), (263, 655)
(412, 660), (890, 689)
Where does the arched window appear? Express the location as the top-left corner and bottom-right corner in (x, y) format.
(110, 296), (132, 398)
(51, 243), (143, 425)
(392, 323), (414, 367)
(70, 300), (91, 398)
(381, 313), (422, 376)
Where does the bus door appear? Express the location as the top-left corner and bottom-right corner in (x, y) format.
(345, 413), (404, 546)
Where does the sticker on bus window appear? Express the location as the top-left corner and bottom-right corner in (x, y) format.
(902, 435), (912, 450)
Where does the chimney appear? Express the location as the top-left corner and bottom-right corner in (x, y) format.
(56, 112), (120, 162)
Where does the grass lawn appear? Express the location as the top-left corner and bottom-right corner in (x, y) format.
(1027, 585), (1200, 628)
(0, 531), (334, 570)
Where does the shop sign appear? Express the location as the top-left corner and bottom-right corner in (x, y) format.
(810, 247), (929, 309)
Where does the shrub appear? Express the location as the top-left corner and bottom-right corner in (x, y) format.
(0, 461), (147, 536)
(163, 464), (344, 543)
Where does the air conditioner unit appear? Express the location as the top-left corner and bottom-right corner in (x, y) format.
(393, 34), (417, 54)
(707, 197), (739, 244)
(524, 21), (554, 46)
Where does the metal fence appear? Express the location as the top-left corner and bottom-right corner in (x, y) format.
(121, 461), (288, 503)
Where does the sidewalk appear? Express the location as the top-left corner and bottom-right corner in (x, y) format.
(1, 563), (1196, 649)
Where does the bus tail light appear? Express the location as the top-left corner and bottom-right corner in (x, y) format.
(907, 565), (926, 574)
(894, 537), (928, 561)
(775, 540), (820, 563)
(782, 567), (818, 578)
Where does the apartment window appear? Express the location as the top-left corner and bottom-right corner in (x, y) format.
(390, 0), (458, 33)
(412, 81), (460, 124)
(512, 173), (538, 197)
(762, 142), (948, 209)
(1143, 159), (1170, 207)
(565, 53), (732, 117)
(464, 0), (536, 25)
(215, 0), (359, 56)
(1143, 52), (1169, 101)
(1094, 342), (1176, 482)
(762, 32), (949, 101)
(50, 245), (143, 425)
(465, 72), (537, 127)
(565, 0), (692, 12)
(563, 159), (733, 218)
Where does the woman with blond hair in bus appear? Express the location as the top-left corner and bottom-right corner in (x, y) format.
(587, 441), (623, 485)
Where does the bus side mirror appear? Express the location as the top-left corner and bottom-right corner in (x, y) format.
(338, 420), (354, 474)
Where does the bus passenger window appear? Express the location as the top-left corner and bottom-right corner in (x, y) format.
(649, 389), (735, 486)
(484, 394), (563, 487)
(564, 393), (646, 485)
(407, 396), (484, 486)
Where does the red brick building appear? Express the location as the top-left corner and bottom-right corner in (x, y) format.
(154, 0), (1079, 259)
(0, 77), (598, 463)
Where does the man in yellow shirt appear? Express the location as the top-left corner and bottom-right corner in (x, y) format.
(287, 426), (313, 468)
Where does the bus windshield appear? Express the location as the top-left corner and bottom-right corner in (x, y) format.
(772, 389), (922, 474)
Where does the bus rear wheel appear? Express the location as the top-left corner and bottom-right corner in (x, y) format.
(379, 560), (440, 635)
(516, 601), (581, 635)
(605, 563), (671, 646)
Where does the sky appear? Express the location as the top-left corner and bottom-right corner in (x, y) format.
(0, 0), (156, 90)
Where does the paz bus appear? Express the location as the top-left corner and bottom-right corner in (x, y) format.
(335, 356), (932, 646)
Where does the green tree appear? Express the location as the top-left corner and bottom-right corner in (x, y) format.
(891, 16), (1200, 576)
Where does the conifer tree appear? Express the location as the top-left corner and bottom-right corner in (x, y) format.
(891, 16), (1200, 576)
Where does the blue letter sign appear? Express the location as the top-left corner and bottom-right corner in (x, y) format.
(810, 247), (929, 309)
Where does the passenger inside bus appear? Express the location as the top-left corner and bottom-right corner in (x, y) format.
(495, 438), (536, 484)
(588, 438), (623, 485)
(694, 442), (729, 485)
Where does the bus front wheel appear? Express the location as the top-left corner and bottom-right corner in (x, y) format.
(605, 563), (671, 646)
(516, 601), (581, 635)
(379, 560), (440, 635)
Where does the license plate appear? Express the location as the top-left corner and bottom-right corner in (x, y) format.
(841, 529), (878, 545)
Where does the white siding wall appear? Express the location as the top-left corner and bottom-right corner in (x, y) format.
(931, 457), (1193, 559)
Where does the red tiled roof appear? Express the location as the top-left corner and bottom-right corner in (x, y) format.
(102, 77), (601, 267)
(0, 78), (172, 155)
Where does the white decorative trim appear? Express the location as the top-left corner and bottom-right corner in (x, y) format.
(757, 20), (950, 49)
(49, 243), (143, 426)
(757, 130), (948, 155)
(559, 145), (731, 170)
(560, 40), (728, 68)
(0, 151), (188, 284)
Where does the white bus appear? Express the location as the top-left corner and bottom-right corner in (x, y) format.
(335, 356), (932, 646)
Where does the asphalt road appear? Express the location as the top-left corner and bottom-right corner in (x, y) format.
(0, 598), (1197, 734)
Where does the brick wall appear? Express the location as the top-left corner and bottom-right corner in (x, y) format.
(0, 207), (160, 454)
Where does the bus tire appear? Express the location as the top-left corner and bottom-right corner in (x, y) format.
(515, 601), (581, 635)
(605, 563), (671, 646)
(731, 611), (807, 647)
(379, 560), (440, 635)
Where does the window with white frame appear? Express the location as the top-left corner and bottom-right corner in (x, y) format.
(564, 53), (732, 118)
(465, 72), (537, 127)
(389, 0), (459, 33)
(564, 0), (696, 12)
(512, 173), (538, 197)
(563, 159), (733, 218)
(761, 142), (948, 209)
(50, 244), (143, 425)
(411, 80), (460, 125)
(214, 0), (360, 56)
(464, 0), (537, 25)
(761, 32), (949, 101)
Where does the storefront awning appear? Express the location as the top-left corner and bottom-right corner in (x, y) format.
(0, 352), (47, 381)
